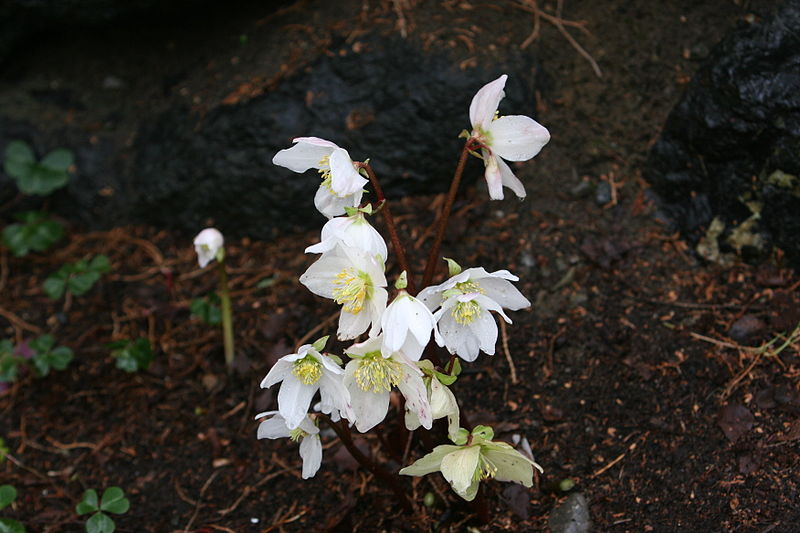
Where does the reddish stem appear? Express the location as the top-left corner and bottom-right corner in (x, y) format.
(358, 162), (416, 295)
(421, 140), (475, 289)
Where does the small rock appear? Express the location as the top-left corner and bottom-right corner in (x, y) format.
(728, 314), (766, 342)
(718, 403), (754, 443)
(594, 182), (612, 206)
(549, 492), (592, 533)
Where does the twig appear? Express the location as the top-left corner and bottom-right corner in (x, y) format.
(183, 470), (220, 533)
(592, 452), (625, 477)
(0, 306), (43, 338)
(499, 319), (518, 384)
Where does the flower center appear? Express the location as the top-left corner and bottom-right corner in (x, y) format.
(475, 452), (498, 481)
(354, 351), (404, 393)
(289, 427), (309, 442)
(332, 268), (372, 314)
(292, 356), (322, 385)
(453, 299), (481, 325)
(317, 156), (343, 198)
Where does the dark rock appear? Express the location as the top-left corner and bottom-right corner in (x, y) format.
(594, 181), (611, 206)
(644, 1), (800, 267)
(718, 403), (754, 443)
(728, 314), (767, 342)
(548, 492), (592, 533)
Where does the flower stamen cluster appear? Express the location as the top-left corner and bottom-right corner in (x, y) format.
(353, 351), (404, 393)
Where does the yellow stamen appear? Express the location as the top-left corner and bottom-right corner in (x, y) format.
(318, 155), (343, 198)
(289, 428), (309, 442)
(452, 299), (481, 325)
(475, 453), (498, 481)
(455, 280), (484, 294)
(332, 268), (371, 314)
(292, 357), (322, 385)
(354, 353), (404, 393)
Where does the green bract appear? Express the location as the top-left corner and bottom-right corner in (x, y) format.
(43, 255), (110, 300)
(399, 425), (542, 501)
(76, 487), (130, 533)
(3, 140), (74, 196)
(2, 212), (64, 257)
(108, 338), (153, 373)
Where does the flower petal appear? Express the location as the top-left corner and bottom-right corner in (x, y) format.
(483, 446), (537, 486)
(441, 445), (481, 498)
(486, 115), (550, 161)
(277, 378), (317, 430)
(398, 368), (432, 430)
(467, 308), (498, 357)
(399, 445), (462, 477)
(256, 414), (292, 440)
(478, 277), (531, 310)
(314, 186), (362, 219)
(483, 152), (505, 200)
(260, 359), (292, 389)
(495, 156), (527, 199)
(299, 254), (352, 299)
(329, 148), (368, 196)
(469, 74), (507, 130)
(272, 139), (334, 173)
(299, 434), (323, 479)
(338, 308), (372, 341)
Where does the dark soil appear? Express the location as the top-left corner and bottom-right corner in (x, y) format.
(2, 1), (798, 532)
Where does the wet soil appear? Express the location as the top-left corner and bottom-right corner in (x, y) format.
(1, 1), (798, 532)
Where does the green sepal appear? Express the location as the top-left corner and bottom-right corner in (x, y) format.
(471, 425), (494, 442)
(458, 129), (471, 139)
(452, 428), (469, 445)
(325, 353), (343, 366)
(443, 257), (462, 277)
(311, 336), (329, 352)
(394, 271), (408, 290)
(450, 358), (462, 377)
(432, 370), (457, 386)
(214, 247), (225, 263)
(359, 204), (374, 215)
(343, 206), (359, 216)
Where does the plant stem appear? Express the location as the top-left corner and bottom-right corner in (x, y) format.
(421, 141), (472, 289)
(319, 414), (414, 513)
(358, 162), (416, 295)
(217, 259), (235, 370)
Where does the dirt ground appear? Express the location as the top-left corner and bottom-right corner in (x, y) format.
(1, 1), (798, 532)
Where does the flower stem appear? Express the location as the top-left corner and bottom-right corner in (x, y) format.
(421, 140), (472, 289)
(319, 414), (414, 513)
(358, 162), (416, 295)
(216, 259), (235, 370)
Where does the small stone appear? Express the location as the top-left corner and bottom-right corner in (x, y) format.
(549, 492), (592, 533)
(594, 182), (611, 206)
(728, 314), (766, 342)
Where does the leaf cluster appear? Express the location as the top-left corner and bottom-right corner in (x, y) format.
(2, 211), (64, 257)
(107, 338), (153, 373)
(3, 140), (73, 196)
(43, 255), (110, 300)
(0, 484), (26, 533)
(190, 293), (221, 325)
(0, 335), (73, 384)
(76, 488), (130, 533)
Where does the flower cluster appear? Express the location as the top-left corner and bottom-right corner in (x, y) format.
(257, 75), (548, 499)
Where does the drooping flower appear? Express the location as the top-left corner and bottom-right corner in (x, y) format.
(400, 425), (542, 501)
(405, 361), (460, 440)
(380, 290), (438, 361)
(469, 74), (550, 200)
(299, 244), (388, 340)
(256, 411), (322, 479)
(343, 336), (431, 433)
(259, 338), (352, 429)
(305, 210), (388, 262)
(193, 228), (224, 268)
(418, 264), (530, 362)
(272, 137), (368, 218)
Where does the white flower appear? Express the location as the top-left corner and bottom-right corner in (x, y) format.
(256, 411), (322, 479)
(405, 369), (460, 440)
(418, 267), (530, 362)
(272, 137), (368, 218)
(343, 336), (431, 433)
(380, 290), (438, 361)
(299, 244), (388, 340)
(399, 425), (542, 501)
(259, 342), (352, 429)
(193, 227), (224, 268)
(305, 211), (388, 262)
(469, 74), (550, 200)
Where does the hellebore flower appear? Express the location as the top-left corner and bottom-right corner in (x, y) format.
(469, 74), (550, 200)
(299, 244), (388, 340)
(405, 361), (460, 440)
(400, 425), (543, 501)
(380, 290), (438, 361)
(256, 411), (322, 479)
(418, 264), (530, 362)
(193, 227), (224, 268)
(305, 210), (388, 262)
(260, 338), (352, 429)
(343, 336), (431, 433)
(272, 137), (368, 218)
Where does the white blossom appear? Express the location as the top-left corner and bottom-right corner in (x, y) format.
(299, 244), (388, 340)
(418, 267), (530, 362)
(305, 211), (388, 262)
(405, 370), (460, 440)
(272, 137), (368, 218)
(381, 290), (438, 361)
(259, 342), (352, 429)
(193, 227), (224, 268)
(256, 411), (322, 479)
(343, 336), (431, 433)
(469, 74), (550, 200)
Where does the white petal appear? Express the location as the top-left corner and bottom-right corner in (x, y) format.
(469, 74), (507, 130)
(329, 148), (368, 196)
(468, 309), (498, 357)
(256, 415), (291, 440)
(407, 298), (436, 346)
(483, 447), (535, 486)
(344, 373), (390, 433)
(319, 371), (354, 421)
(483, 153), (505, 200)
(437, 308), (481, 362)
(381, 297), (410, 353)
(478, 277), (531, 310)
(277, 378), (317, 430)
(367, 288), (388, 338)
(299, 435), (323, 479)
(272, 140), (334, 173)
(338, 308), (372, 340)
(486, 115), (550, 161)
(299, 254), (351, 299)
(314, 186), (362, 219)
(417, 285), (444, 311)
(293, 136), (340, 148)
(474, 294), (512, 323)
(496, 156), (527, 199)
(399, 444), (462, 477)
(441, 446), (481, 498)
(398, 368), (432, 430)
(260, 359), (292, 389)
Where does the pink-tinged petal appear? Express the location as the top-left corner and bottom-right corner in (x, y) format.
(469, 74), (507, 130)
(486, 115), (550, 161)
(484, 154), (505, 200)
(329, 148), (367, 196)
(398, 369), (432, 430)
(273, 141), (334, 173)
(495, 156), (527, 199)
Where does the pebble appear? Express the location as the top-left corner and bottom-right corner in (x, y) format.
(728, 314), (766, 342)
(594, 182), (612, 206)
(549, 492), (592, 533)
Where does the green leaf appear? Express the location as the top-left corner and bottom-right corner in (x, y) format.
(311, 336), (329, 352)
(29, 335), (73, 377)
(76, 489), (99, 515)
(40, 148), (74, 172)
(0, 345), (21, 383)
(48, 346), (74, 370)
(85, 511), (115, 533)
(0, 437), (9, 463)
(0, 518), (27, 533)
(3, 141), (34, 179)
(100, 487), (129, 514)
(19, 164), (69, 196)
(111, 338), (153, 373)
(189, 297), (221, 326)
(0, 485), (17, 510)
(450, 358), (462, 377)
(89, 255), (110, 273)
(2, 212), (64, 257)
(42, 274), (67, 300)
(255, 275), (277, 289)
(68, 272), (100, 296)
(29, 334), (54, 353)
